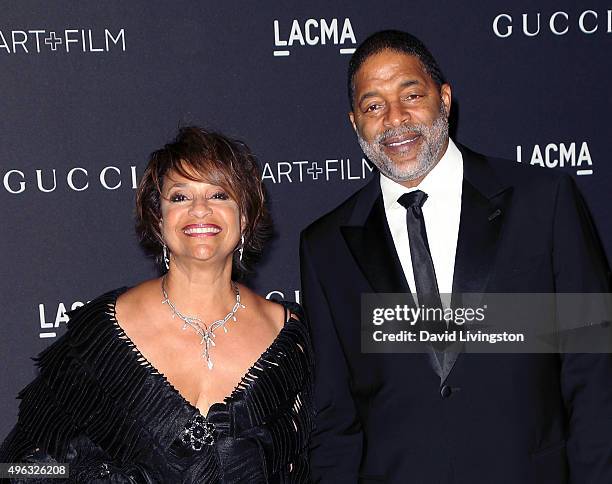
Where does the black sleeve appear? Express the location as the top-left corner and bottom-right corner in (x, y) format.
(300, 232), (363, 483)
(551, 174), (612, 482)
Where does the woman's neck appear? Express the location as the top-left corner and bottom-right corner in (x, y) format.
(161, 259), (237, 318)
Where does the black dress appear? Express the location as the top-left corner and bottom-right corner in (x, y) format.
(0, 288), (314, 483)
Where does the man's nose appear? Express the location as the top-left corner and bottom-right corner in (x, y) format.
(384, 101), (409, 127)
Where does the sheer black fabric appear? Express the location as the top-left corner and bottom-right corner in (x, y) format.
(0, 288), (314, 483)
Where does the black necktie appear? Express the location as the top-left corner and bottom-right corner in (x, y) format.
(397, 190), (444, 314)
(399, 191), (453, 363)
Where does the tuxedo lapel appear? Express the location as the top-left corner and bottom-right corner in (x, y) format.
(341, 182), (410, 294)
(440, 146), (513, 384)
(341, 176), (445, 379)
(452, 147), (512, 298)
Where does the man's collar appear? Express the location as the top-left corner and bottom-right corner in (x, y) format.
(380, 138), (463, 210)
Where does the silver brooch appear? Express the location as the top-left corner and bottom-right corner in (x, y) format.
(180, 414), (215, 450)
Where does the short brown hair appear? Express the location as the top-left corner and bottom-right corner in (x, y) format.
(136, 126), (271, 279)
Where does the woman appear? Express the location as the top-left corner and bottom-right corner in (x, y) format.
(0, 127), (313, 482)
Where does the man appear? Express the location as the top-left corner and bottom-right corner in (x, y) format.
(300, 30), (612, 483)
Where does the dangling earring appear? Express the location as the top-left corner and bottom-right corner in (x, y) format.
(239, 234), (245, 263)
(163, 244), (170, 270)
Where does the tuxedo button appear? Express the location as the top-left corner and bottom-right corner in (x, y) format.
(440, 385), (452, 399)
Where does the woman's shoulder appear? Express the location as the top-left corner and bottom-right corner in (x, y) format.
(113, 279), (161, 330)
(272, 299), (305, 327)
(40, 285), (132, 367)
(7, 285), (165, 463)
(240, 285), (305, 328)
(61, 286), (127, 335)
(40, 283), (152, 380)
(69, 285), (126, 315)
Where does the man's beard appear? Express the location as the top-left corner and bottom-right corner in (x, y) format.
(357, 102), (449, 183)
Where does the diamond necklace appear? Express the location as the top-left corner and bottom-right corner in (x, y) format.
(161, 276), (246, 370)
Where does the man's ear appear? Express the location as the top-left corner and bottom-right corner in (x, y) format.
(440, 83), (452, 118)
(349, 111), (357, 132)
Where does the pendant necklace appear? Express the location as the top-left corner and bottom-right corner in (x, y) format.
(161, 275), (246, 369)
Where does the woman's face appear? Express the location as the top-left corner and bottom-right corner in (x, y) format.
(160, 169), (241, 270)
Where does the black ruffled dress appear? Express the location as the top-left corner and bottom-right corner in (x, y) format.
(0, 288), (314, 483)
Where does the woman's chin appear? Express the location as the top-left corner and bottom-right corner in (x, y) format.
(188, 250), (232, 266)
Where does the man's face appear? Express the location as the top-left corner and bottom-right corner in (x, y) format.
(349, 50), (452, 186)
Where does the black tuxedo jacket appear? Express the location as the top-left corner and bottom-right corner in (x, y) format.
(300, 144), (612, 484)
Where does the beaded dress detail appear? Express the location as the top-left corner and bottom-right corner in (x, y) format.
(0, 288), (314, 483)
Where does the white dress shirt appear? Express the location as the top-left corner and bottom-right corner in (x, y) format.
(380, 138), (463, 305)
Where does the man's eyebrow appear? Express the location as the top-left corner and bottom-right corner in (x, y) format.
(357, 90), (380, 104)
(399, 79), (420, 89)
(357, 79), (421, 105)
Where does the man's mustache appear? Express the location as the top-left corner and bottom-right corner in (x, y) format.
(376, 124), (425, 143)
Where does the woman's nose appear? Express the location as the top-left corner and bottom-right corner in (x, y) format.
(188, 196), (213, 217)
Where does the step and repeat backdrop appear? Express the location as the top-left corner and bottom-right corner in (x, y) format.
(1, 1), (610, 439)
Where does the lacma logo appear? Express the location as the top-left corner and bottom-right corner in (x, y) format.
(273, 18), (356, 57)
(515, 141), (594, 176)
(0, 28), (125, 54)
